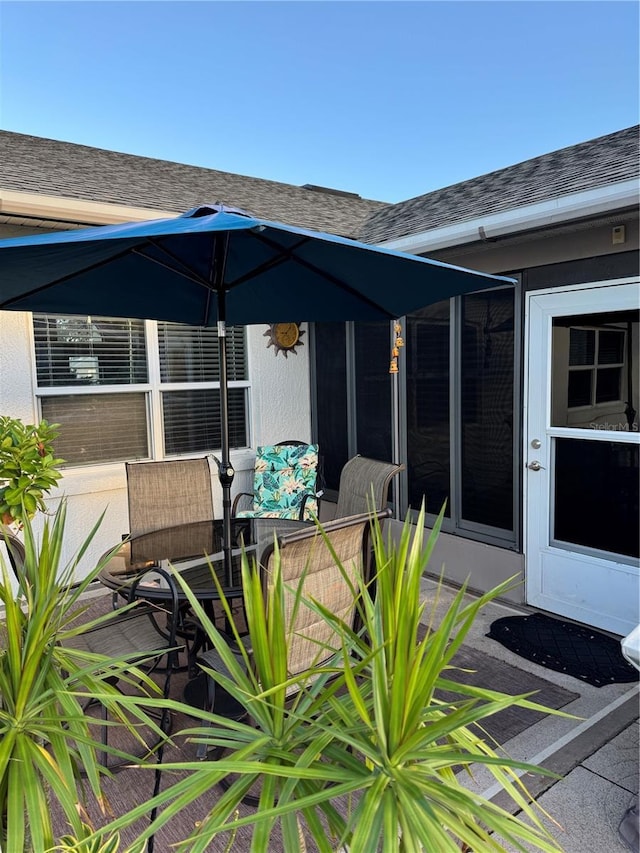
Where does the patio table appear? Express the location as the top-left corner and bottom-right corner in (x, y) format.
(98, 516), (311, 676)
(99, 517), (311, 601)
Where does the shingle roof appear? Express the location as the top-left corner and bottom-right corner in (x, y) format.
(359, 126), (640, 243)
(2, 127), (637, 246)
(0, 131), (385, 238)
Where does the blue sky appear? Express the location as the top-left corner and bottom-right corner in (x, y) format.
(0, 1), (637, 202)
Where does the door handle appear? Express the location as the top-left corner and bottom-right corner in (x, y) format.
(527, 460), (545, 471)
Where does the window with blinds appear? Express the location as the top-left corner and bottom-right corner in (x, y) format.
(40, 393), (149, 465)
(33, 314), (249, 466)
(157, 322), (246, 382)
(163, 388), (247, 455)
(34, 315), (148, 387)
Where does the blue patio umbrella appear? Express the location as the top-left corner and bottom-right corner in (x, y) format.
(0, 204), (513, 579)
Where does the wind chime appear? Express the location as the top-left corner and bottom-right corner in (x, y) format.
(389, 321), (404, 374)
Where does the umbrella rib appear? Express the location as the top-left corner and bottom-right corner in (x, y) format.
(134, 240), (215, 289)
(1, 239), (214, 311)
(0, 242), (154, 307)
(230, 232), (397, 319)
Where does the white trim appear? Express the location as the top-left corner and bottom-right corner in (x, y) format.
(522, 275), (640, 299)
(377, 180), (639, 254)
(0, 189), (176, 226)
(480, 685), (639, 801)
(523, 277), (640, 634)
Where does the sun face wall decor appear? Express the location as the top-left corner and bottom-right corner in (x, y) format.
(263, 323), (305, 357)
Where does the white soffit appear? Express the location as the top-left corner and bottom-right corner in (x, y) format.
(377, 179), (640, 254)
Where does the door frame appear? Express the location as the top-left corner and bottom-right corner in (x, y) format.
(523, 276), (639, 635)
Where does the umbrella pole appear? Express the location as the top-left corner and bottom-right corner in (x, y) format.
(217, 317), (235, 587)
(212, 239), (235, 587)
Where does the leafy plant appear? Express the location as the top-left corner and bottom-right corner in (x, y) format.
(0, 501), (170, 852)
(48, 824), (145, 853)
(0, 415), (65, 526)
(96, 505), (569, 852)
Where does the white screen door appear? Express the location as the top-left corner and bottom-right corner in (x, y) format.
(525, 279), (639, 635)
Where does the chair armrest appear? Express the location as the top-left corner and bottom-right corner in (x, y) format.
(129, 566), (181, 648)
(231, 492), (254, 516)
(297, 490), (318, 520)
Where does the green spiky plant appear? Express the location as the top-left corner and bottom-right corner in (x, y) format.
(93, 504), (569, 852)
(0, 501), (172, 852)
(48, 824), (146, 853)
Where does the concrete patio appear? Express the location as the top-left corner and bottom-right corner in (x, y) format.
(419, 577), (639, 853)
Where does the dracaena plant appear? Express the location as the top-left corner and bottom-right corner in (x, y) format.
(48, 824), (146, 853)
(0, 501), (169, 852)
(0, 415), (65, 527)
(94, 505), (568, 853)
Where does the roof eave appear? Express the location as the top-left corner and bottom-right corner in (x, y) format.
(375, 179), (639, 254)
(0, 189), (177, 226)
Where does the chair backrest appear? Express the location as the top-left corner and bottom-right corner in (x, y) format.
(251, 442), (319, 520)
(126, 457), (215, 538)
(261, 510), (389, 678)
(0, 528), (25, 598)
(334, 456), (404, 518)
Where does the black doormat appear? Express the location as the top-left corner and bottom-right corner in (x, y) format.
(487, 613), (640, 688)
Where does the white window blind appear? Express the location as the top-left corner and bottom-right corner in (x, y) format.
(33, 315), (147, 386)
(33, 314), (249, 466)
(157, 322), (246, 382)
(40, 393), (149, 465)
(163, 388), (248, 455)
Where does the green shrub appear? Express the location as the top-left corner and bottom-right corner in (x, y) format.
(0, 502), (168, 851)
(0, 416), (64, 526)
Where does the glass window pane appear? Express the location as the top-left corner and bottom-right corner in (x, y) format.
(554, 438), (639, 558)
(41, 394), (149, 465)
(598, 330), (624, 365)
(354, 323), (392, 462)
(460, 290), (514, 530)
(163, 388), (247, 455)
(569, 328), (595, 366)
(406, 302), (451, 517)
(158, 323), (246, 383)
(567, 370), (593, 408)
(553, 311), (639, 430)
(34, 315), (147, 387)
(596, 368), (622, 403)
(313, 324), (349, 492)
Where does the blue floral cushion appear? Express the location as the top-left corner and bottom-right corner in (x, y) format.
(236, 443), (319, 521)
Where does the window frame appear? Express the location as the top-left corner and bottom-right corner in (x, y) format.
(311, 282), (521, 550)
(402, 285), (520, 547)
(31, 316), (251, 467)
(449, 285), (521, 547)
(567, 324), (626, 411)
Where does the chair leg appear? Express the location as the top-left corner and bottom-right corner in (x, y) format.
(78, 650), (175, 774)
(196, 674), (216, 760)
(148, 670), (175, 853)
(193, 668), (260, 803)
(188, 625), (209, 678)
(99, 701), (109, 770)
